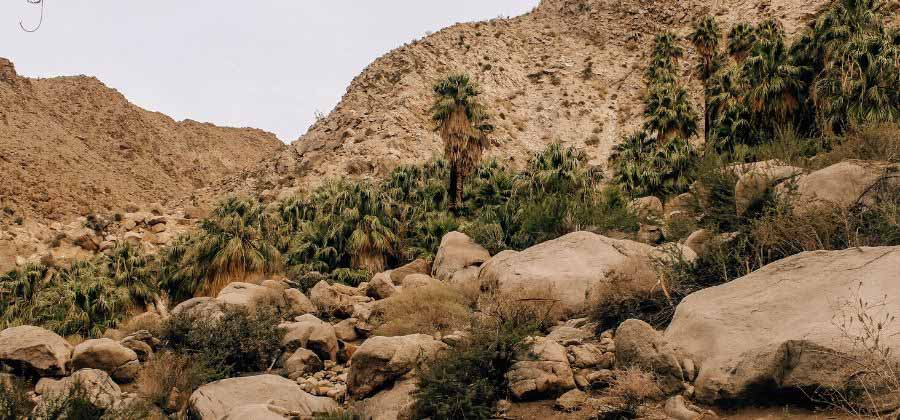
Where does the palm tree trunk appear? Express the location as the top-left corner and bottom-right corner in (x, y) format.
(448, 163), (458, 210)
(454, 164), (464, 211)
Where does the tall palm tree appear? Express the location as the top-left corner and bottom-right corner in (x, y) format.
(689, 15), (722, 142)
(727, 23), (756, 63)
(643, 84), (699, 143)
(742, 35), (806, 126)
(689, 16), (721, 78)
(651, 32), (685, 64)
(431, 74), (491, 211)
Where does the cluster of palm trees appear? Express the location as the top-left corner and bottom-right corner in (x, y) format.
(610, 32), (700, 197)
(0, 244), (159, 337)
(612, 0), (898, 198)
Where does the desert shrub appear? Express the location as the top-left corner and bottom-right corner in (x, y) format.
(413, 302), (546, 420)
(602, 368), (664, 419)
(161, 306), (285, 377)
(588, 257), (673, 330)
(313, 410), (359, 420)
(372, 283), (472, 337)
(0, 376), (32, 420)
(137, 351), (218, 414)
(817, 123), (900, 167)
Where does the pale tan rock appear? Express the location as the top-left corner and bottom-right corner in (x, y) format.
(71, 338), (139, 383)
(432, 231), (490, 281)
(665, 246), (900, 403)
(0, 325), (73, 376)
(189, 375), (338, 420)
(348, 334), (447, 398)
(282, 315), (339, 361)
(507, 336), (575, 400)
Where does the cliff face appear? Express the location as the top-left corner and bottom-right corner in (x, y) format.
(0, 57), (285, 223)
(211, 0), (828, 201)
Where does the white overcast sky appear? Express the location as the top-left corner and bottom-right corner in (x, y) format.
(1, 1), (539, 142)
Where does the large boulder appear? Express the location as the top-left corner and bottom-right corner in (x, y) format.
(281, 315), (339, 361)
(479, 232), (694, 315)
(506, 336), (576, 400)
(309, 281), (372, 317)
(35, 369), (122, 409)
(615, 319), (684, 394)
(171, 297), (225, 321)
(71, 338), (140, 383)
(189, 374), (338, 420)
(352, 378), (417, 420)
(283, 288), (317, 316)
(368, 271), (398, 300)
(389, 259), (430, 285)
(284, 348), (324, 380)
(782, 160), (900, 214)
(0, 325), (73, 376)
(432, 232), (490, 281)
(348, 334), (447, 398)
(222, 404), (291, 420)
(665, 246), (900, 404)
(216, 282), (284, 311)
(733, 160), (803, 215)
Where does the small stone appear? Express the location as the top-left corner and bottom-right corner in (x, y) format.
(556, 389), (587, 412)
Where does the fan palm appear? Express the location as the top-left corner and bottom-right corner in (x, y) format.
(651, 32), (684, 64)
(181, 211), (283, 296)
(728, 23), (756, 63)
(348, 215), (398, 273)
(643, 84), (699, 143)
(431, 74), (492, 211)
(689, 16), (721, 78)
(742, 35), (806, 126)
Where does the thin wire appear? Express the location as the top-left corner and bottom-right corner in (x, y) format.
(19, 0), (45, 33)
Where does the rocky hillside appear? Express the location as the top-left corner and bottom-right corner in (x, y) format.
(215, 0), (830, 200)
(0, 57), (284, 223)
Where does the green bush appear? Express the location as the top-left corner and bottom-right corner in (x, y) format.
(413, 297), (548, 419)
(161, 306), (285, 377)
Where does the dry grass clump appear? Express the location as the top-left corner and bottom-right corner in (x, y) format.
(136, 351), (218, 415)
(372, 283), (473, 337)
(605, 368), (664, 418)
(588, 257), (673, 330)
(478, 286), (565, 328)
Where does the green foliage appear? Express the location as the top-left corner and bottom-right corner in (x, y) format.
(413, 307), (543, 419)
(0, 244), (160, 338)
(431, 73), (492, 209)
(161, 306), (285, 377)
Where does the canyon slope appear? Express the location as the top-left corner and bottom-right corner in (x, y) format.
(0, 57), (284, 224)
(215, 0), (830, 200)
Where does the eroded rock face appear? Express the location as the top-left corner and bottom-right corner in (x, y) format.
(348, 334), (447, 398)
(479, 231), (694, 315)
(432, 232), (490, 281)
(0, 325), (73, 376)
(615, 319), (684, 394)
(171, 297), (225, 321)
(309, 281), (372, 317)
(506, 336), (575, 400)
(71, 338), (140, 383)
(665, 246), (900, 403)
(189, 374), (338, 420)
